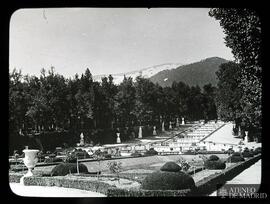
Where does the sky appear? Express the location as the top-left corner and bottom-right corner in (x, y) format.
(9, 8), (234, 78)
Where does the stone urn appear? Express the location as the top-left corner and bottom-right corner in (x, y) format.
(23, 149), (39, 177)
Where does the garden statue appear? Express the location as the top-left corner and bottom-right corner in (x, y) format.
(116, 133), (121, 143)
(153, 126), (157, 136)
(138, 126), (143, 138)
(169, 121), (172, 129)
(244, 131), (249, 143)
(80, 132), (84, 146)
(176, 118), (180, 127)
(162, 121), (165, 132)
(181, 117), (185, 125)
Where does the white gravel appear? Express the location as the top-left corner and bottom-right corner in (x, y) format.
(9, 183), (106, 197)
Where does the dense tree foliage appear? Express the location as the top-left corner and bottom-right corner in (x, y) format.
(215, 62), (243, 123)
(9, 67), (218, 153)
(209, 8), (262, 131)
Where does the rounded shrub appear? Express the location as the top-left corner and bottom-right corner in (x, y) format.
(208, 155), (220, 161)
(227, 155), (245, 163)
(50, 163), (89, 176)
(232, 152), (241, 157)
(160, 162), (182, 172)
(141, 171), (195, 190)
(204, 160), (226, 170)
(254, 147), (262, 155)
(242, 150), (254, 158)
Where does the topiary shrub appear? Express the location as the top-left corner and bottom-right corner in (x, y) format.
(227, 155), (245, 163)
(160, 162), (182, 172)
(208, 155), (220, 161)
(242, 150), (254, 158)
(50, 163), (89, 176)
(141, 171), (195, 190)
(204, 160), (226, 170)
(141, 162), (195, 190)
(64, 154), (77, 163)
(232, 152), (241, 157)
(254, 147), (261, 155)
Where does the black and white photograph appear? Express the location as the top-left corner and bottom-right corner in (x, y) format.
(8, 7), (264, 198)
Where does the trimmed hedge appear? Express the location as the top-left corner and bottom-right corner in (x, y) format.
(44, 157), (64, 163)
(242, 151), (254, 158)
(204, 160), (226, 170)
(23, 176), (111, 195)
(9, 172), (24, 183)
(160, 162), (182, 172)
(107, 188), (191, 197)
(141, 171), (195, 190)
(227, 155), (245, 163)
(254, 147), (262, 155)
(50, 163), (89, 176)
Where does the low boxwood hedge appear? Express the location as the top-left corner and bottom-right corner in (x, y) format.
(107, 188), (191, 197)
(23, 176), (111, 195)
(9, 172), (24, 183)
(204, 160), (226, 170)
(50, 163), (89, 176)
(227, 155), (245, 163)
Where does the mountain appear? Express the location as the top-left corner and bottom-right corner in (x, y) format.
(149, 57), (229, 88)
(93, 63), (183, 84)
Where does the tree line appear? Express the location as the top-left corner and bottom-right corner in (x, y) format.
(9, 67), (218, 140)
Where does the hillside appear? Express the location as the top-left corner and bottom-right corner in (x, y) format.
(149, 57), (229, 88)
(93, 63), (183, 84)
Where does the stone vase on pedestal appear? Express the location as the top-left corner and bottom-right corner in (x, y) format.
(22, 149), (39, 177)
(169, 121), (172, 129)
(116, 133), (121, 143)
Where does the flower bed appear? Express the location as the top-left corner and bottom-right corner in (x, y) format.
(21, 175), (140, 195)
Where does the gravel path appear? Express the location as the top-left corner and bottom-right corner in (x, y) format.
(9, 183), (106, 197)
